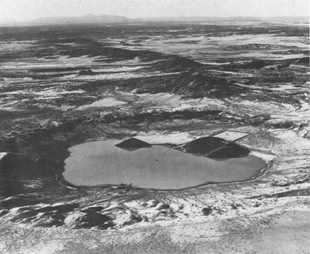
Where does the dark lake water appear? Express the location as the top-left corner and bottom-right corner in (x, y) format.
(63, 140), (266, 190)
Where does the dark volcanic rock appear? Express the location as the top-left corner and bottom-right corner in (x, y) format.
(81, 206), (104, 212)
(207, 146), (239, 159)
(183, 137), (250, 159)
(123, 211), (144, 226)
(0, 152), (36, 197)
(297, 57), (310, 65)
(243, 60), (269, 69)
(0, 196), (39, 209)
(156, 203), (170, 210)
(202, 206), (213, 216)
(208, 143), (250, 159)
(9, 208), (38, 222)
(115, 138), (152, 151)
(78, 69), (95, 75)
(153, 55), (202, 71)
(37, 203), (79, 213)
(64, 210), (113, 229)
(183, 137), (228, 154)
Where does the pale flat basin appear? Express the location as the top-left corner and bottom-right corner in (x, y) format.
(63, 139), (266, 190)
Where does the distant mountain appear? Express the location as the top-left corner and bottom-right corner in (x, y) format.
(135, 16), (263, 22)
(134, 16), (309, 25)
(2, 14), (308, 27)
(30, 14), (130, 25)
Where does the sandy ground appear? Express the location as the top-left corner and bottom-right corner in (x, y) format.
(1, 204), (309, 254)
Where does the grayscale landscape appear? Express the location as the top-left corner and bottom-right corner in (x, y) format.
(0, 10), (309, 254)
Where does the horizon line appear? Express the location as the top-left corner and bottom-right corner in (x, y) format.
(0, 14), (309, 25)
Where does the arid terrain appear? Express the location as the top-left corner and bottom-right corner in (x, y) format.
(0, 19), (309, 253)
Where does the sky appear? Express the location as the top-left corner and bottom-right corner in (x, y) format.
(0, 0), (309, 23)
